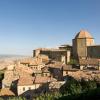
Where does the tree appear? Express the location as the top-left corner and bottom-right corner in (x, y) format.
(60, 78), (82, 95)
(68, 59), (78, 65)
(81, 79), (97, 92)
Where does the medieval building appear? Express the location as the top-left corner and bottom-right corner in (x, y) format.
(73, 30), (95, 59)
(73, 30), (100, 60)
(33, 48), (71, 64)
(33, 30), (100, 66)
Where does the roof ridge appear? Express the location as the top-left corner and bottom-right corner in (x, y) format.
(75, 30), (93, 39)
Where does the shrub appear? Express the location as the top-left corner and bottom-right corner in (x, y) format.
(60, 78), (82, 95)
(80, 79), (97, 92)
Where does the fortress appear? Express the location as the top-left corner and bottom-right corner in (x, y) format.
(33, 30), (100, 65)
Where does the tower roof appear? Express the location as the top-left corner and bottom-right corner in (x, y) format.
(75, 30), (93, 39)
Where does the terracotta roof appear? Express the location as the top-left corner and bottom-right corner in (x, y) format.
(2, 70), (14, 87)
(0, 88), (15, 96)
(20, 58), (34, 64)
(34, 76), (51, 84)
(68, 71), (93, 81)
(48, 61), (63, 69)
(16, 64), (33, 75)
(18, 76), (56, 86)
(18, 76), (34, 86)
(79, 59), (99, 65)
(75, 30), (93, 39)
(62, 64), (72, 70)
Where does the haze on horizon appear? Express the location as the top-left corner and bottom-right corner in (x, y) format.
(0, 0), (100, 56)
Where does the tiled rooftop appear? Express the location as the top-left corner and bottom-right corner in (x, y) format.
(75, 30), (93, 39)
(34, 76), (51, 84)
(0, 88), (15, 96)
(18, 76), (34, 86)
(79, 59), (99, 65)
(18, 76), (56, 86)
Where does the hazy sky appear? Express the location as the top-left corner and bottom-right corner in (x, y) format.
(0, 0), (100, 55)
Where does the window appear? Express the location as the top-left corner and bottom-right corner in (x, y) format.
(45, 73), (47, 76)
(29, 87), (31, 90)
(66, 71), (68, 74)
(23, 87), (25, 91)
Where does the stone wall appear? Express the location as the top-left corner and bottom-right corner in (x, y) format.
(73, 38), (87, 59)
(87, 45), (100, 58)
(33, 48), (71, 64)
(17, 84), (40, 95)
(73, 38), (94, 59)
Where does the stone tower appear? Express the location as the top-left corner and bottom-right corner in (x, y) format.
(73, 30), (94, 59)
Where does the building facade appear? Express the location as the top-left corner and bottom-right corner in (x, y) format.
(87, 45), (100, 58)
(33, 48), (71, 64)
(73, 30), (95, 59)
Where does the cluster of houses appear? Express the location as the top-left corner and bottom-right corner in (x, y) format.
(0, 30), (100, 99)
(0, 56), (71, 98)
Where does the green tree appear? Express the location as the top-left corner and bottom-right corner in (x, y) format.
(81, 79), (97, 92)
(60, 78), (82, 95)
(68, 59), (78, 65)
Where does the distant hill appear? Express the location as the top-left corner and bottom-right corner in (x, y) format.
(0, 54), (31, 60)
(0, 54), (31, 70)
(0, 54), (30, 59)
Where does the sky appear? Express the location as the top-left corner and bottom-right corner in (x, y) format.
(0, 0), (100, 56)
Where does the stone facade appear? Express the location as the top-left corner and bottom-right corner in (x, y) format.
(73, 30), (94, 59)
(72, 30), (100, 70)
(87, 45), (100, 58)
(33, 48), (71, 64)
(18, 84), (40, 96)
(17, 76), (56, 96)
